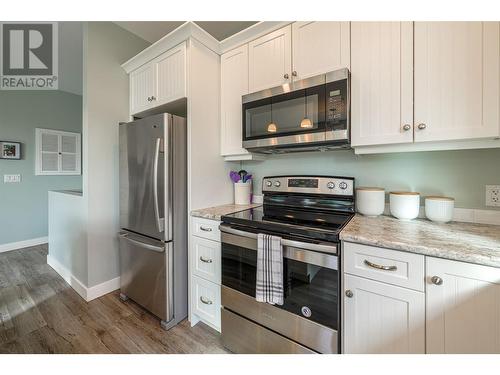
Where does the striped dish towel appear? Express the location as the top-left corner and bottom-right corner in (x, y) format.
(256, 233), (284, 305)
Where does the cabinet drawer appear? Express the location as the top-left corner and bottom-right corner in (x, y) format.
(191, 217), (221, 241)
(191, 275), (221, 331)
(190, 236), (221, 284)
(343, 242), (424, 291)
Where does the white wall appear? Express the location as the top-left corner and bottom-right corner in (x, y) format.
(83, 22), (150, 288)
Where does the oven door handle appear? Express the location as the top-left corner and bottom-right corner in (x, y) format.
(219, 224), (337, 255)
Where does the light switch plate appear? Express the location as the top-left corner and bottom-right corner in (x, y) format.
(3, 174), (21, 183)
(486, 185), (500, 207)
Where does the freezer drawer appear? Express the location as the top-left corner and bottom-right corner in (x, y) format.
(119, 231), (172, 322)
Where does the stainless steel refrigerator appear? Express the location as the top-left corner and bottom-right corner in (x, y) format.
(118, 113), (187, 330)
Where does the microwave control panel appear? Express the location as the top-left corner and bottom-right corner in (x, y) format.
(326, 78), (348, 130)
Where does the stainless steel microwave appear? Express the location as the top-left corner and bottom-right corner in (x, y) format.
(242, 68), (350, 153)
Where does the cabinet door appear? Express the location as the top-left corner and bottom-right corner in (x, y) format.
(343, 274), (425, 354)
(292, 22), (350, 80)
(155, 42), (187, 106)
(220, 45), (249, 156)
(414, 22), (500, 142)
(130, 62), (156, 115)
(351, 22), (414, 147)
(248, 25), (292, 93)
(426, 257), (500, 353)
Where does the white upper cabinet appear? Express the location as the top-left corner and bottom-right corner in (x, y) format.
(426, 257), (500, 354)
(129, 42), (186, 116)
(351, 22), (414, 147)
(343, 274), (425, 354)
(154, 43), (187, 107)
(130, 63), (156, 115)
(292, 22), (350, 80)
(414, 22), (500, 143)
(220, 45), (249, 157)
(248, 25), (292, 93)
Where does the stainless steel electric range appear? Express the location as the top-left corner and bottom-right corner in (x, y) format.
(219, 175), (355, 354)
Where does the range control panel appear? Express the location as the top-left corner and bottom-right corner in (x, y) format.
(262, 176), (354, 196)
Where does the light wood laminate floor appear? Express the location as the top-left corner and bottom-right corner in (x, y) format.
(0, 245), (228, 354)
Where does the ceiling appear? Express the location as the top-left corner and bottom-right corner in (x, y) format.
(114, 21), (258, 44)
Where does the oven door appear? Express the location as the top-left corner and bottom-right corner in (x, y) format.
(242, 82), (327, 150)
(220, 224), (339, 353)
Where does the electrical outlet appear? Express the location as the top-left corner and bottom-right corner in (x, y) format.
(486, 185), (500, 207)
(3, 174), (21, 183)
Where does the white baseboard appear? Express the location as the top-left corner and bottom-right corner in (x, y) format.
(47, 255), (88, 300)
(86, 276), (121, 301)
(0, 236), (48, 254)
(47, 255), (120, 302)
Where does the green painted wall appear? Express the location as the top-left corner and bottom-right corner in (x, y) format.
(243, 148), (500, 210)
(0, 91), (82, 245)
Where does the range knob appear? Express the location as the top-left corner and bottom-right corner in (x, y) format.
(327, 182), (335, 189)
(274, 181), (281, 187)
(265, 180), (272, 187)
(339, 182), (348, 190)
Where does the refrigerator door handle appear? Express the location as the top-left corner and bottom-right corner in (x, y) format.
(153, 138), (165, 233)
(119, 233), (165, 253)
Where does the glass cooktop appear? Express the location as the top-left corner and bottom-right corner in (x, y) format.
(221, 205), (354, 243)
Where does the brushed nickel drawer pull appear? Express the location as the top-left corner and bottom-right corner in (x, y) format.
(199, 226), (213, 232)
(364, 259), (397, 271)
(199, 256), (213, 263)
(200, 296), (213, 305)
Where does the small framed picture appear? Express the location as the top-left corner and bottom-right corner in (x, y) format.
(0, 141), (21, 160)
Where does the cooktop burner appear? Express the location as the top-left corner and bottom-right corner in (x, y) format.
(222, 175), (355, 243)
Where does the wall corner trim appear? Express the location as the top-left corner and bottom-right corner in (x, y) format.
(0, 237), (48, 254)
(47, 255), (120, 302)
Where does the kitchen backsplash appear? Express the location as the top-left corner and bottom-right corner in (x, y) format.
(242, 148), (500, 210)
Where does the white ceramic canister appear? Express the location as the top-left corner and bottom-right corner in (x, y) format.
(356, 187), (385, 217)
(234, 181), (252, 205)
(389, 191), (420, 220)
(425, 196), (455, 223)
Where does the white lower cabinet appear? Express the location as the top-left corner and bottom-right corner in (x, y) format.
(190, 274), (221, 331)
(426, 257), (500, 353)
(344, 242), (500, 354)
(189, 217), (222, 332)
(343, 274), (425, 354)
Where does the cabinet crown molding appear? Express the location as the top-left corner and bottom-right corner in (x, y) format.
(121, 21), (292, 73)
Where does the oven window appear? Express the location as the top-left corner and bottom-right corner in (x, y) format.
(243, 84), (326, 140)
(222, 243), (257, 297)
(282, 259), (338, 330)
(222, 242), (338, 330)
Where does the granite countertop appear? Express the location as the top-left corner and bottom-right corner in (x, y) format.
(340, 214), (500, 268)
(190, 203), (262, 221)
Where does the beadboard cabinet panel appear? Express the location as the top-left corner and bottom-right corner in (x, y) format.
(351, 22), (414, 147)
(220, 45), (249, 157)
(248, 25), (292, 93)
(292, 21), (350, 80)
(155, 43), (187, 106)
(414, 22), (500, 142)
(343, 274), (425, 354)
(130, 63), (156, 115)
(426, 257), (500, 353)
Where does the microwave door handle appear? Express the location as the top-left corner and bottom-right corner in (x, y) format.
(153, 138), (164, 233)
